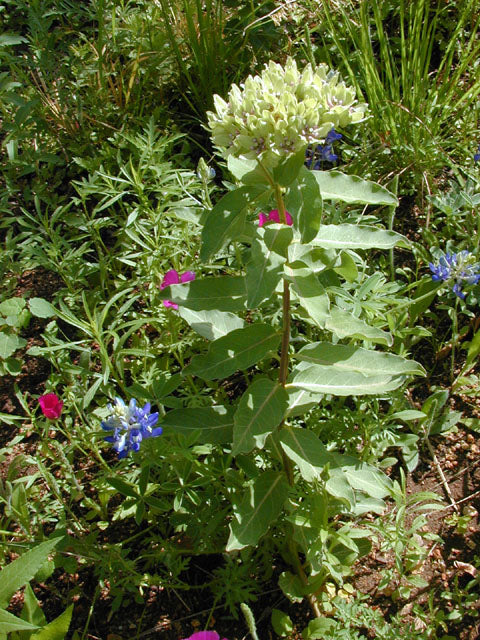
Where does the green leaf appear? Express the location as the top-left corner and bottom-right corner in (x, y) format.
(226, 470), (288, 551)
(311, 170), (398, 205)
(28, 298), (56, 318)
(30, 605), (73, 640)
(334, 251), (358, 282)
(303, 617), (336, 639)
(272, 149), (306, 186)
(285, 168), (322, 243)
(325, 471), (355, 507)
(227, 156), (268, 185)
(0, 34), (28, 46)
(285, 266), (330, 327)
(278, 571), (304, 603)
(161, 405), (234, 444)
(0, 609), (40, 633)
(201, 186), (265, 261)
(177, 308), (244, 340)
(161, 276), (247, 312)
(286, 387), (320, 417)
(246, 225), (292, 308)
(3, 357), (22, 376)
(288, 243), (334, 273)
(0, 538), (61, 608)
(341, 465), (392, 499)
(20, 583), (46, 634)
(0, 332), (27, 359)
(293, 342), (425, 377)
(310, 224), (408, 250)
(325, 308), (393, 346)
(408, 278), (440, 323)
(288, 364), (401, 396)
(390, 410), (427, 421)
(184, 324), (280, 380)
(232, 379), (288, 454)
(271, 609), (293, 636)
(280, 428), (335, 482)
(106, 477), (138, 498)
(0, 298), (25, 316)
(466, 327), (480, 369)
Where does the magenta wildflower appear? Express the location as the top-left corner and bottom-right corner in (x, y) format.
(38, 393), (63, 419)
(160, 269), (196, 309)
(182, 633), (228, 640)
(258, 209), (293, 227)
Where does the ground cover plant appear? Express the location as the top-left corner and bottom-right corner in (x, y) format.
(1, 1), (480, 639)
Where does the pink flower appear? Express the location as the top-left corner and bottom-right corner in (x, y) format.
(183, 633), (228, 640)
(38, 393), (63, 420)
(258, 209), (293, 227)
(160, 269), (196, 310)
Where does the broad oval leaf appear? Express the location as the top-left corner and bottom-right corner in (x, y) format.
(285, 266), (330, 327)
(178, 308), (244, 340)
(226, 470), (289, 551)
(246, 226), (292, 308)
(285, 168), (323, 243)
(293, 342), (425, 377)
(227, 156), (269, 185)
(0, 298), (25, 316)
(184, 323), (281, 380)
(0, 332), (27, 359)
(279, 428), (335, 483)
(161, 405), (234, 444)
(325, 308), (393, 346)
(28, 298), (56, 318)
(233, 378), (288, 454)
(310, 224), (408, 250)
(312, 170), (398, 205)
(201, 185), (266, 261)
(286, 387), (320, 417)
(161, 276), (247, 312)
(341, 465), (392, 500)
(287, 364), (401, 396)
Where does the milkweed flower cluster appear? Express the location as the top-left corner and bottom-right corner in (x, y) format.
(305, 128), (343, 168)
(258, 209), (293, 227)
(429, 251), (480, 299)
(207, 57), (367, 168)
(101, 397), (162, 458)
(161, 269), (196, 309)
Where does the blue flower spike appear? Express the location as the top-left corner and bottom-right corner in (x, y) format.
(101, 397), (162, 458)
(305, 128), (343, 169)
(474, 144), (480, 163)
(429, 251), (480, 300)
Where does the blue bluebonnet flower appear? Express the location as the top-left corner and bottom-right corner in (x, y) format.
(474, 144), (480, 163)
(101, 397), (162, 458)
(305, 128), (343, 169)
(429, 251), (480, 299)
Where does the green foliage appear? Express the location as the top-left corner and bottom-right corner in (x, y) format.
(308, 0), (480, 187)
(1, 1), (479, 637)
(0, 538), (72, 640)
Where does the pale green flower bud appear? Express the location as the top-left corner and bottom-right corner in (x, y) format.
(207, 57), (368, 168)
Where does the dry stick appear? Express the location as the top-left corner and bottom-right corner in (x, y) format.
(439, 488), (480, 511)
(424, 435), (460, 513)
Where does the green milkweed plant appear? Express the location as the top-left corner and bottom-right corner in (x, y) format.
(105, 58), (424, 625)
